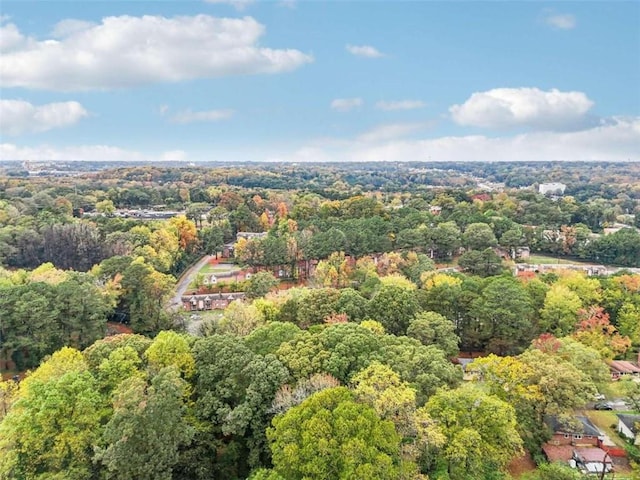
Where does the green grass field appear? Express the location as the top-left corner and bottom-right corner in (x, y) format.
(526, 254), (594, 265)
(586, 410), (626, 446)
(188, 262), (242, 289)
(198, 263), (241, 274)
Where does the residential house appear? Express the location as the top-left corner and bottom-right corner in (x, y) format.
(545, 416), (601, 447)
(617, 414), (640, 445)
(181, 292), (246, 311)
(608, 360), (640, 380)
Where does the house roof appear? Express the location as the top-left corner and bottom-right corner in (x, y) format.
(617, 414), (640, 434)
(608, 360), (640, 374)
(542, 444), (573, 462)
(574, 447), (612, 464)
(546, 416), (601, 437)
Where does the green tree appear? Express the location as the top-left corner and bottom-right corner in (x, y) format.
(458, 248), (504, 277)
(145, 330), (195, 379)
(500, 227), (524, 256)
(540, 284), (583, 336)
(0, 361), (107, 479)
(244, 322), (302, 356)
(96, 345), (144, 393)
(352, 362), (418, 438)
(96, 199), (116, 215)
(295, 288), (341, 328)
(83, 333), (152, 371)
(424, 385), (523, 480)
(467, 353), (546, 453)
(407, 312), (459, 357)
(521, 462), (588, 480)
(267, 387), (404, 479)
(619, 376), (640, 411)
(217, 301), (265, 337)
(401, 252), (435, 286)
(428, 221), (461, 260)
(248, 469), (287, 480)
(380, 335), (462, 404)
(557, 272), (602, 306)
(367, 284), (419, 335)
(94, 367), (193, 480)
(334, 288), (368, 322)
(554, 336), (609, 388)
(192, 335), (289, 475)
(469, 277), (534, 354)
(618, 303), (640, 346)
(462, 223), (498, 251)
(245, 271), (279, 300)
(199, 226), (225, 257)
(519, 348), (597, 418)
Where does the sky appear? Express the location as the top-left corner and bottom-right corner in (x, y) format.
(0, 0), (639, 163)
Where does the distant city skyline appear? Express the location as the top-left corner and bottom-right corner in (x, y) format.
(1, 1), (639, 162)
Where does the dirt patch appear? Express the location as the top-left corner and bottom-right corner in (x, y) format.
(507, 451), (537, 478)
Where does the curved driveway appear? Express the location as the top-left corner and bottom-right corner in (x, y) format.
(169, 255), (213, 311)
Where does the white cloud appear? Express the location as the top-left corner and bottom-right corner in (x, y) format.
(544, 13), (577, 30)
(346, 44), (385, 58)
(170, 108), (234, 124)
(4, 117), (637, 163)
(0, 99), (88, 136)
(0, 15), (313, 91)
(449, 87), (594, 130)
(356, 123), (429, 143)
(51, 19), (96, 38)
(330, 97), (363, 112)
(204, 0), (254, 11)
(0, 143), (189, 162)
(376, 100), (426, 111)
(269, 117), (640, 163)
(0, 22), (27, 51)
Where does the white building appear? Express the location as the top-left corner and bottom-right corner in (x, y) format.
(539, 183), (566, 195)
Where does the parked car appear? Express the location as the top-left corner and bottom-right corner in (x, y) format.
(594, 393), (606, 401)
(594, 402), (613, 410)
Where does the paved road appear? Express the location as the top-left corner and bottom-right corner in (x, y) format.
(169, 255), (213, 311)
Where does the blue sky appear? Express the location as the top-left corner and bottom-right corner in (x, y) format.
(1, 0), (639, 162)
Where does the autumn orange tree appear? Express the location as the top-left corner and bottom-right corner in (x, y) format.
(573, 306), (631, 359)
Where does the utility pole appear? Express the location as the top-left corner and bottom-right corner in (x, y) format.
(599, 450), (611, 480)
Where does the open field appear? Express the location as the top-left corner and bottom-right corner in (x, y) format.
(198, 262), (241, 275)
(188, 261), (242, 289)
(526, 254), (595, 265)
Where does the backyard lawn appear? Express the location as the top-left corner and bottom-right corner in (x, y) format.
(586, 410), (626, 447)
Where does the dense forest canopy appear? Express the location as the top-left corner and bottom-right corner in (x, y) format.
(0, 161), (639, 479)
